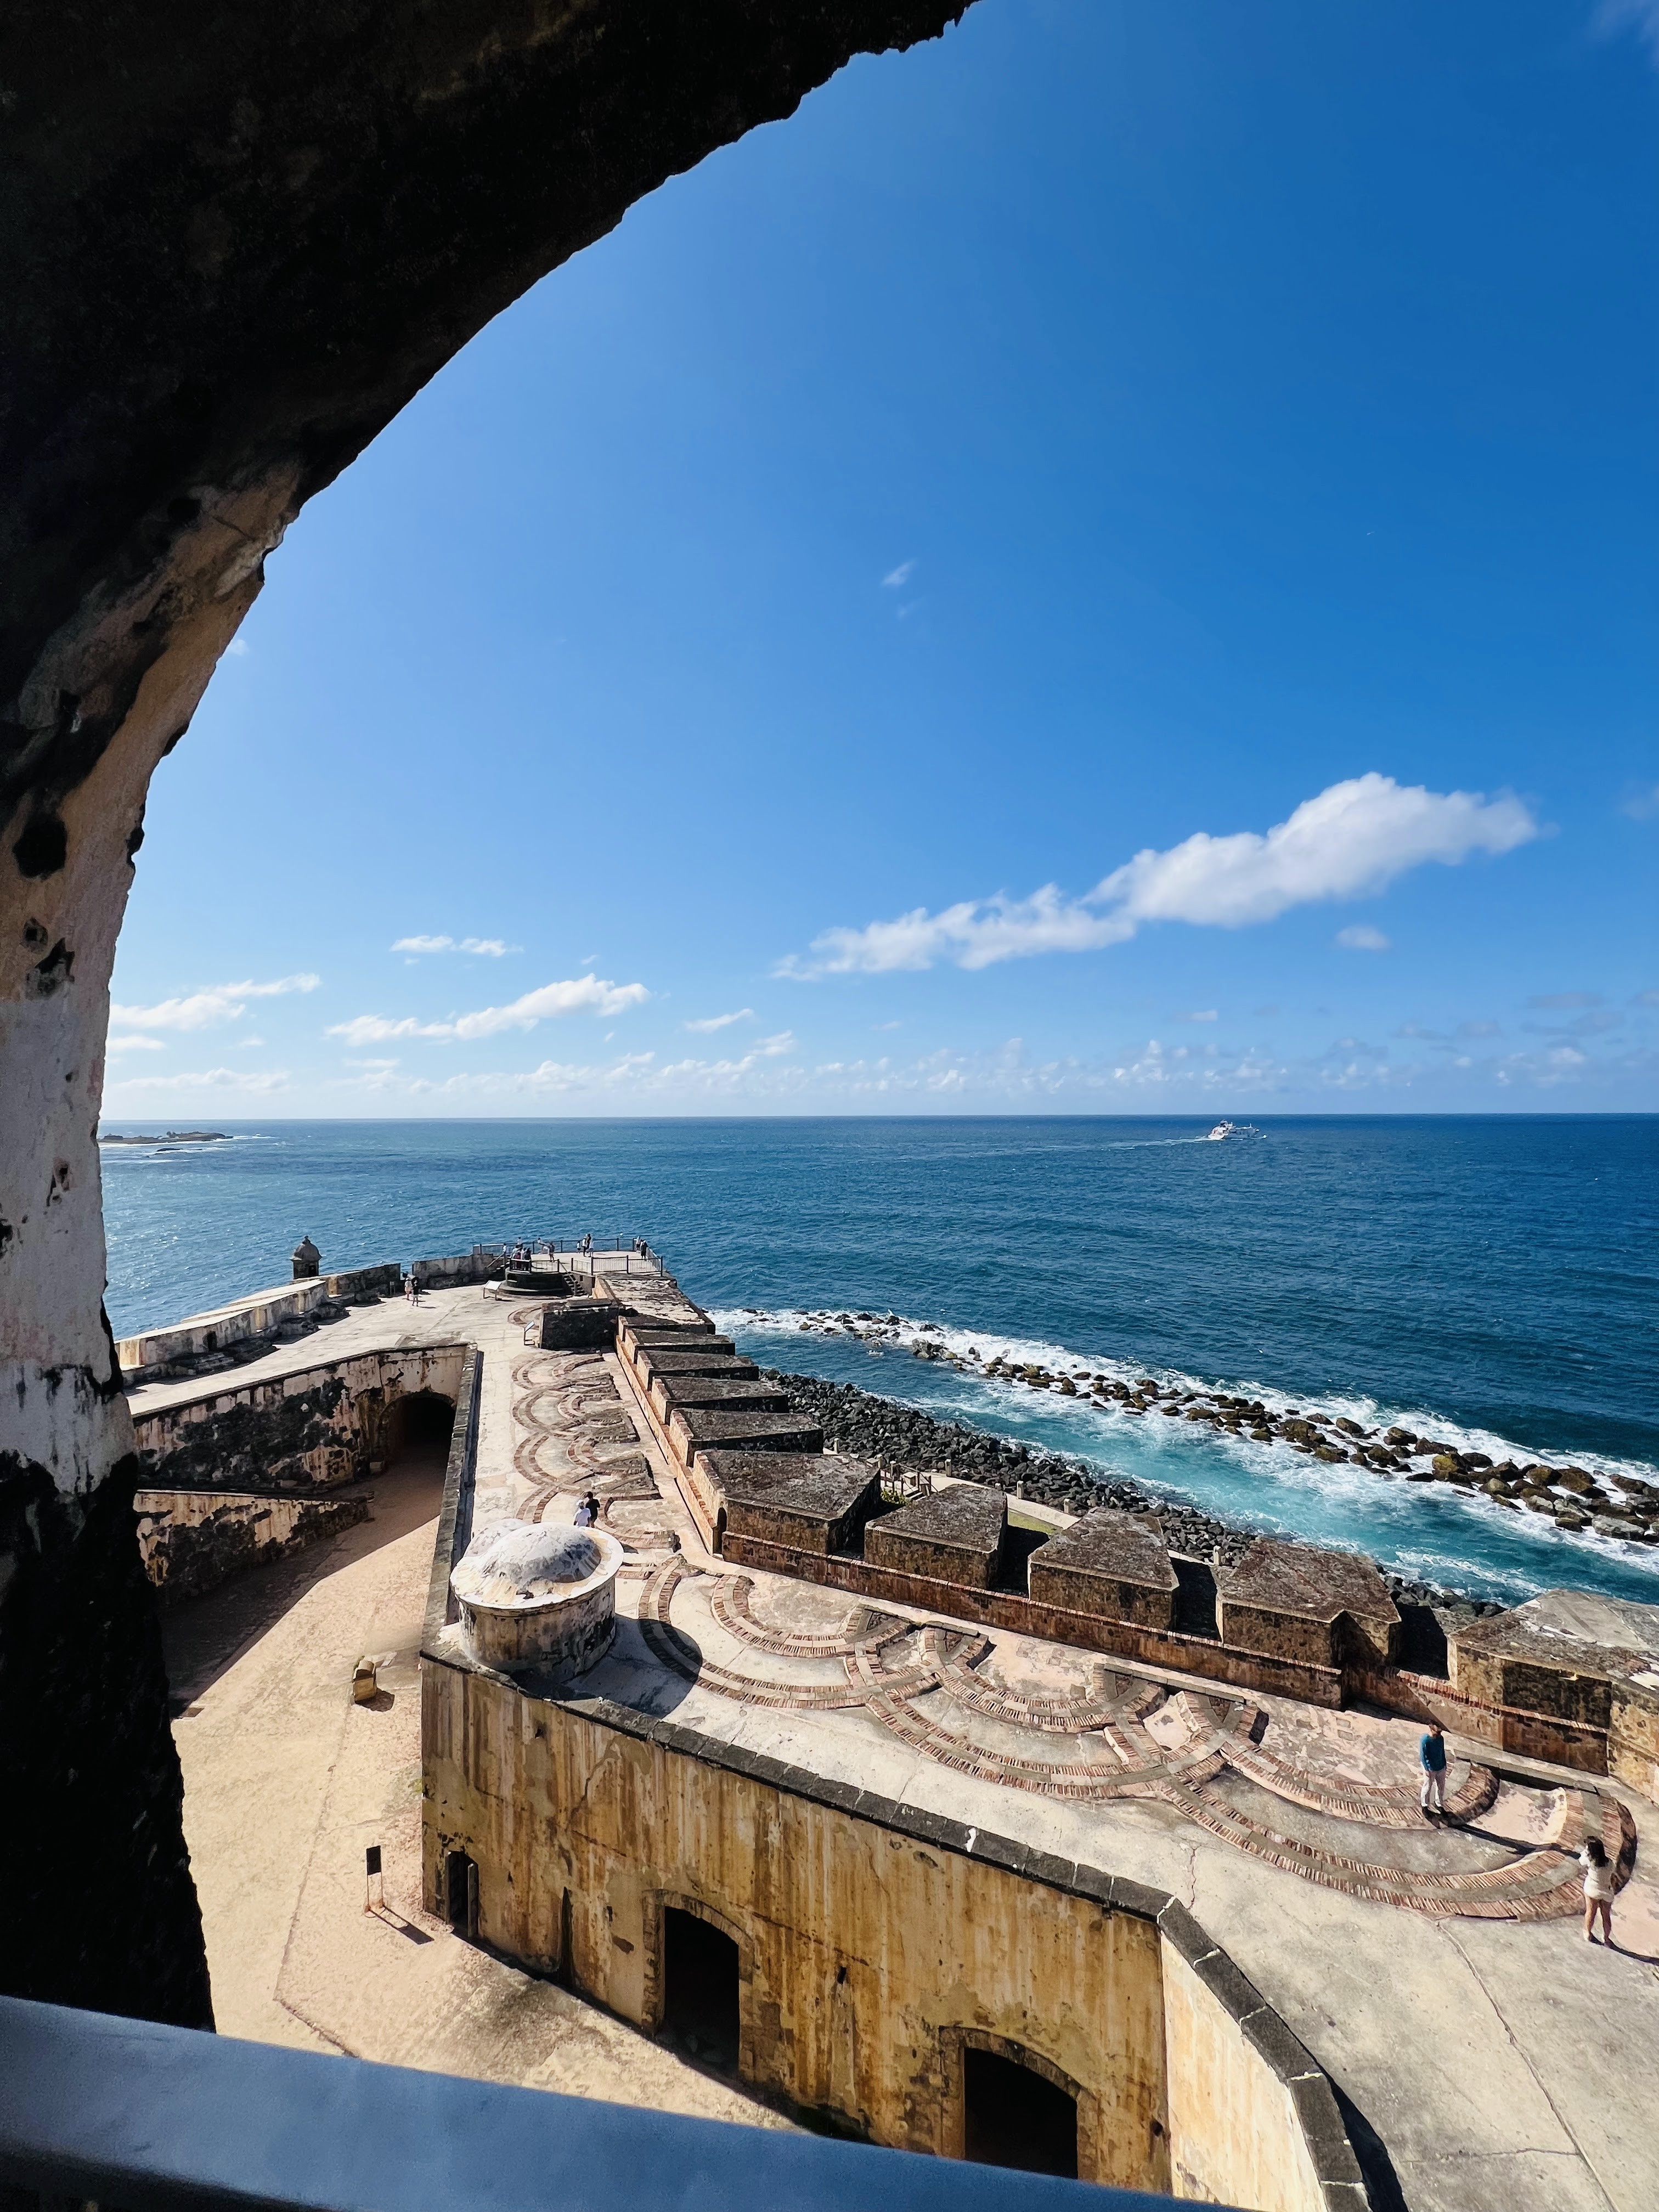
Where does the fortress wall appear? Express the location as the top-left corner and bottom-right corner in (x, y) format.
(422, 1660), (1171, 2190)
(421, 1661), (1357, 2206)
(133, 1343), (466, 1494)
(134, 1486), (369, 1606)
(1159, 1940), (1333, 2212)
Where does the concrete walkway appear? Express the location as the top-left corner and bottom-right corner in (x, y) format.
(165, 1447), (793, 2128)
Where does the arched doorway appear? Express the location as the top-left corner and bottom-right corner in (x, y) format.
(657, 1903), (742, 2073)
(387, 1390), (454, 1465)
(963, 2045), (1078, 2180)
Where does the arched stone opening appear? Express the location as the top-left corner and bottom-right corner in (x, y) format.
(1, 0), (970, 2026)
(644, 1892), (753, 2078)
(940, 2027), (1103, 2185)
(387, 1389), (455, 1465)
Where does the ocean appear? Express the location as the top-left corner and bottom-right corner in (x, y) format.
(101, 1114), (1659, 1606)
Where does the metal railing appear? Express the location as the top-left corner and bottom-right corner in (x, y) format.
(0, 1996), (1200, 2212)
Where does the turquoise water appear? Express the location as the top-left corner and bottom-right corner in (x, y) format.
(100, 1115), (1659, 1604)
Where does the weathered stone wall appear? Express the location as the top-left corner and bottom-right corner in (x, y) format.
(423, 1664), (1169, 2186)
(421, 1660), (1359, 2207)
(116, 1277), (338, 1380)
(132, 1344), (465, 1494)
(1159, 1936), (1337, 2210)
(136, 1486), (370, 1607)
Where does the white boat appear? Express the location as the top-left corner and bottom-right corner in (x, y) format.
(1205, 1122), (1236, 1141)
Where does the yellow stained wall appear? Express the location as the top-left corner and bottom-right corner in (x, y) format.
(424, 1660), (1169, 2191)
(1161, 1945), (1325, 2211)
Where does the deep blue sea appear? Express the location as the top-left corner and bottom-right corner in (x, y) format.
(101, 1115), (1659, 1606)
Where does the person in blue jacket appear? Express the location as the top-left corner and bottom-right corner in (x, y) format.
(1419, 1720), (1449, 1817)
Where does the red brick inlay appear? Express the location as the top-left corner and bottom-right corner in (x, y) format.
(619, 1559), (1640, 1921)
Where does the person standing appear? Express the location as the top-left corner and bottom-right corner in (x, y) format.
(1419, 1720), (1449, 1816)
(1580, 1835), (1616, 1943)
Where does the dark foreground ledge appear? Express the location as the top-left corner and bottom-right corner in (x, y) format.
(0, 1996), (1209, 2212)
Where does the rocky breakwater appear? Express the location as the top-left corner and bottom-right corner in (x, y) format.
(762, 1308), (1659, 1554)
(763, 1365), (1508, 1621)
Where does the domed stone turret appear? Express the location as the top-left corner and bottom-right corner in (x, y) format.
(292, 1234), (321, 1280)
(453, 1521), (601, 1601)
(451, 1515), (622, 1675)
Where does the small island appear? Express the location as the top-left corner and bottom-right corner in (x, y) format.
(99, 1129), (230, 1145)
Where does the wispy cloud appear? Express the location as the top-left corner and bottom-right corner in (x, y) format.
(391, 934), (516, 957)
(105, 1065), (290, 1093)
(684, 1008), (754, 1033)
(326, 974), (648, 1048)
(110, 973), (320, 1031)
(1595, 0), (1659, 67)
(1335, 924), (1390, 952)
(106, 1034), (165, 1053)
(882, 560), (916, 589)
(226, 637), (251, 658)
(1179, 1008), (1220, 1022)
(1620, 782), (1659, 820)
(778, 775), (1539, 977)
(1527, 991), (1601, 1010)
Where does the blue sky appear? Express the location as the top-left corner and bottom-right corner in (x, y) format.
(104, 0), (1658, 1119)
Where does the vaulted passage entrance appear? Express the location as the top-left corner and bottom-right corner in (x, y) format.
(963, 2047), (1079, 2180)
(661, 1908), (740, 2072)
(388, 1389), (454, 1462)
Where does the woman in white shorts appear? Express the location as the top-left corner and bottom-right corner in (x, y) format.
(1579, 1834), (1615, 1943)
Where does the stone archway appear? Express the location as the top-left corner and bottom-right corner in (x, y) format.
(0, 0), (971, 2027)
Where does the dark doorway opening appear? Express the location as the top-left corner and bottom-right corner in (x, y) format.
(661, 1907), (740, 2071)
(963, 2047), (1078, 2180)
(445, 1850), (477, 1939)
(389, 1390), (454, 1462)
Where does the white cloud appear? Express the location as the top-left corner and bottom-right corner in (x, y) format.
(1527, 991), (1600, 1010)
(106, 1034), (165, 1053)
(105, 1066), (291, 1093)
(780, 775), (1539, 977)
(882, 560), (916, 589)
(1336, 924), (1390, 952)
(1621, 782), (1659, 821)
(110, 973), (320, 1031)
(326, 974), (648, 1048)
(391, 934), (515, 956)
(226, 637), (250, 657)
(684, 1009), (754, 1033)
(1180, 1009), (1220, 1022)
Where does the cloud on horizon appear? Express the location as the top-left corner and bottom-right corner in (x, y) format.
(110, 973), (320, 1032)
(777, 775), (1539, 978)
(391, 934), (516, 956)
(326, 974), (648, 1048)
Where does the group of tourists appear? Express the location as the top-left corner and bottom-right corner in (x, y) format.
(1419, 1721), (1618, 1943)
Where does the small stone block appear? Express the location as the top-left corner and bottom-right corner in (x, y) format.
(1156, 1898), (1218, 1967)
(1289, 2076), (1366, 2186)
(1109, 1874), (1170, 1920)
(1024, 1850), (1079, 1892)
(1192, 1946), (1266, 2024)
(1240, 2006), (1321, 2085)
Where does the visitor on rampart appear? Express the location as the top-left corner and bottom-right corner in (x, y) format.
(1419, 1722), (1448, 1816)
(1580, 1835), (1615, 1944)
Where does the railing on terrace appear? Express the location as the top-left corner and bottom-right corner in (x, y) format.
(0, 1997), (1207, 2212)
